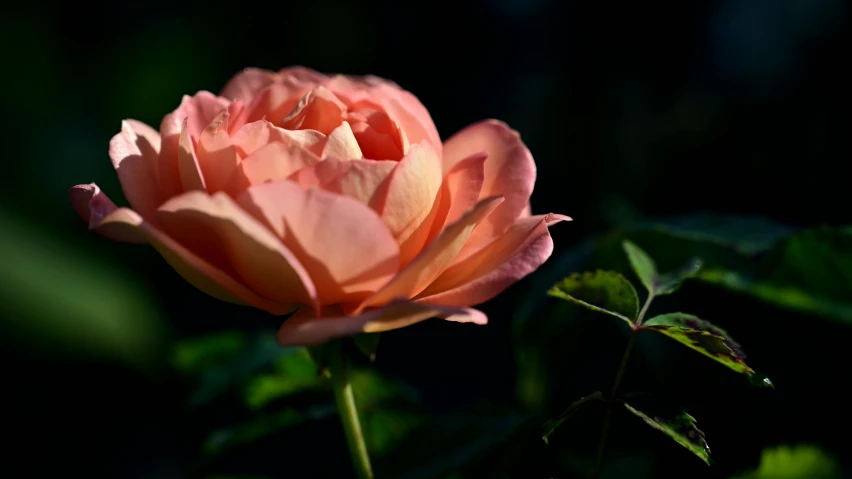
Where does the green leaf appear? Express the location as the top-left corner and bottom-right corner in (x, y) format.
(640, 313), (762, 380)
(547, 270), (640, 325)
(542, 391), (604, 444)
(242, 347), (321, 410)
(730, 444), (842, 479)
(355, 332), (381, 362)
(622, 240), (658, 293)
(622, 401), (711, 465)
(623, 239), (701, 296)
(640, 213), (795, 255)
(655, 257), (703, 295)
(171, 331), (293, 406)
(699, 227), (852, 325)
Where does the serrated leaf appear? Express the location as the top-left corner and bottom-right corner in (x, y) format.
(640, 313), (764, 381)
(548, 270), (640, 325)
(542, 391), (604, 444)
(622, 401), (711, 465)
(355, 332), (381, 362)
(622, 240), (658, 293)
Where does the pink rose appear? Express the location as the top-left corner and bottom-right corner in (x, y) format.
(69, 66), (569, 346)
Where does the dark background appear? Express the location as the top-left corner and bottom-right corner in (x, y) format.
(2, 0), (850, 478)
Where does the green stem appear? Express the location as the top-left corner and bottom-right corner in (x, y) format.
(593, 292), (654, 478)
(328, 340), (374, 479)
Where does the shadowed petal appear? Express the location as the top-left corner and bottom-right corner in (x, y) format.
(417, 214), (571, 306)
(237, 181), (401, 304)
(197, 110), (240, 193)
(108, 120), (163, 221)
(157, 192), (319, 310)
(277, 301), (487, 346)
(69, 184), (296, 314)
(359, 196), (504, 311)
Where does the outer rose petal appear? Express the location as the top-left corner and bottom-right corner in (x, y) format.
(428, 152), (488, 239)
(277, 302), (487, 346)
(68, 183), (295, 314)
(237, 181), (401, 305)
(359, 196), (504, 311)
(108, 120), (163, 221)
(157, 191), (319, 311)
(417, 214), (571, 306)
(158, 92), (231, 197)
(381, 142), (443, 261)
(442, 120), (537, 254)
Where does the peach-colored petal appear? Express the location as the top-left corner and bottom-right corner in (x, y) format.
(108, 120), (163, 221)
(293, 157), (396, 211)
(324, 75), (441, 149)
(417, 214), (570, 306)
(349, 120), (404, 161)
(157, 192), (318, 311)
(231, 120), (325, 158)
(222, 142), (320, 198)
(277, 301), (487, 346)
(177, 117), (207, 192)
(442, 120), (537, 254)
(197, 110), (240, 193)
(520, 202), (532, 218)
(70, 184), (295, 314)
(358, 196), (503, 312)
(431, 152), (488, 236)
(381, 142), (443, 255)
(220, 67), (327, 104)
(69, 183), (145, 243)
(280, 86), (346, 135)
(237, 181), (401, 305)
(322, 121), (363, 159)
(158, 92), (230, 197)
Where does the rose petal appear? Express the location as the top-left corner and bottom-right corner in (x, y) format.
(108, 120), (163, 221)
(381, 141), (443, 259)
(293, 157), (396, 211)
(280, 86), (346, 135)
(222, 142), (320, 198)
(277, 301), (486, 346)
(358, 196), (503, 311)
(417, 214), (571, 306)
(442, 120), (537, 254)
(157, 191), (319, 311)
(197, 110), (240, 194)
(324, 75), (441, 149)
(231, 120), (326, 158)
(429, 152), (488, 239)
(322, 121), (363, 159)
(220, 67), (327, 104)
(237, 181), (401, 304)
(69, 183), (145, 243)
(349, 120), (404, 161)
(69, 184), (295, 314)
(159, 92), (231, 197)
(178, 117), (207, 192)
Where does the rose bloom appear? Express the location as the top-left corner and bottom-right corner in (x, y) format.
(70, 67), (569, 346)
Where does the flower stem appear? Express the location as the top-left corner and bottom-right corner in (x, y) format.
(593, 292), (654, 478)
(328, 340), (374, 479)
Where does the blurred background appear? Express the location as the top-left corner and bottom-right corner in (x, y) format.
(2, 0), (850, 477)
